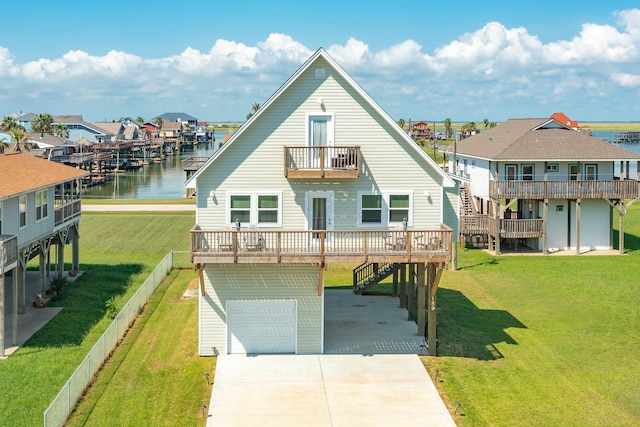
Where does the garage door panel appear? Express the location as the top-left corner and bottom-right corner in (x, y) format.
(227, 300), (296, 354)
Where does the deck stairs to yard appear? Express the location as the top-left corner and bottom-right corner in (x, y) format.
(460, 183), (477, 217)
(352, 262), (398, 294)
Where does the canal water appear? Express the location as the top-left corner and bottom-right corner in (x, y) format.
(82, 142), (219, 200)
(81, 131), (640, 200)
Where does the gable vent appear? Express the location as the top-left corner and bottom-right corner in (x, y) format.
(315, 69), (325, 79)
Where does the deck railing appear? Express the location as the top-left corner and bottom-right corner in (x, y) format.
(191, 226), (452, 264)
(487, 217), (544, 238)
(490, 179), (639, 200)
(284, 146), (360, 178)
(54, 199), (82, 226)
(461, 215), (490, 234)
(0, 235), (18, 274)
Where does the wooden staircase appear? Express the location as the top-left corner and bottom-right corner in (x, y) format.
(352, 262), (398, 294)
(460, 183), (477, 217)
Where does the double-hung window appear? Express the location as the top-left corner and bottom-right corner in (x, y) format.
(228, 192), (281, 227)
(361, 195), (382, 224)
(358, 191), (413, 226)
(19, 195), (26, 228)
(229, 195), (251, 224)
(388, 194), (410, 223)
(36, 189), (48, 221)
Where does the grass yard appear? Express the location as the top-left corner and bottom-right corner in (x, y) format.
(3, 205), (640, 426)
(0, 213), (194, 427)
(425, 205), (640, 425)
(66, 269), (212, 426)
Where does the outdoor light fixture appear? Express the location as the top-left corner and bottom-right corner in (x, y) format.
(402, 217), (408, 232)
(317, 97), (324, 106)
(434, 369), (439, 382)
(205, 373), (210, 385)
(235, 218), (241, 231)
(201, 404), (207, 418)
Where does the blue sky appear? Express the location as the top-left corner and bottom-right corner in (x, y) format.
(1, 0), (639, 123)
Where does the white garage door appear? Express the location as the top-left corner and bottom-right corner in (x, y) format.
(227, 300), (296, 354)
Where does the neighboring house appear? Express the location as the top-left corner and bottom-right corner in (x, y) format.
(158, 120), (183, 141)
(15, 112), (37, 131)
(156, 112), (198, 128)
(550, 112), (591, 133)
(53, 116), (115, 143)
(186, 48), (459, 357)
(411, 121), (431, 139)
(0, 152), (87, 356)
(452, 118), (640, 255)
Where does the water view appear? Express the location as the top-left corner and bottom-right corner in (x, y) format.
(82, 142), (218, 200)
(81, 130), (640, 200)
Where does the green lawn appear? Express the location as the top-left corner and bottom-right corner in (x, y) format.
(427, 205), (640, 425)
(66, 269), (212, 426)
(3, 205), (640, 426)
(0, 213), (195, 427)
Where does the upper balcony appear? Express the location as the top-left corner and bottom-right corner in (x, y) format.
(191, 226), (452, 265)
(0, 234), (18, 274)
(489, 179), (639, 200)
(54, 198), (82, 227)
(284, 146), (360, 179)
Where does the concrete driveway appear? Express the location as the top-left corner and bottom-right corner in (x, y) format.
(207, 290), (455, 426)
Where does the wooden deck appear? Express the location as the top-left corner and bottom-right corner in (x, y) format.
(191, 227), (452, 264)
(489, 179), (639, 200)
(284, 146), (360, 179)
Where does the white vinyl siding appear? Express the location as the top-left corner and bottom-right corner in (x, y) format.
(199, 264), (322, 356)
(195, 55), (449, 231)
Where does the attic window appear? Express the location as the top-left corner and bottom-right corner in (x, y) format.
(315, 69), (325, 79)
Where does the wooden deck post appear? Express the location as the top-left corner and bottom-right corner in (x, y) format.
(392, 264), (399, 297)
(407, 264), (416, 321)
(417, 263), (426, 337)
(399, 263), (406, 308)
(427, 263), (441, 356)
(619, 201), (625, 255)
(576, 199), (581, 255)
(495, 200), (501, 255)
(543, 199), (548, 255)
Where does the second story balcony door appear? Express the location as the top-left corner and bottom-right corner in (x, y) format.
(308, 114), (334, 168)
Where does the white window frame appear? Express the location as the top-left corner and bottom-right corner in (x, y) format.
(357, 190), (413, 227)
(36, 189), (48, 221)
(19, 195), (27, 229)
(358, 193), (383, 225)
(226, 191), (282, 228)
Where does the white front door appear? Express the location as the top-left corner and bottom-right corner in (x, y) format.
(306, 191), (334, 243)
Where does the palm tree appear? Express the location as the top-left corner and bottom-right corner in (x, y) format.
(8, 126), (29, 152)
(1, 116), (18, 132)
(54, 123), (69, 139)
(31, 113), (54, 135)
(444, 118), (452, 140)
(246, 102), (261, 120)
(136, 116), (144, 124)
(483, 118), (489, 130)
(155, 117), (164, 132)
(397, 118), (405, 130)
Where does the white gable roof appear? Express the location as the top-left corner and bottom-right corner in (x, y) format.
(185, 48), (454, 188)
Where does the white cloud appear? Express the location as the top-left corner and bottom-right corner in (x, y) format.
(1, 9), (640, 121)
(611, 72), (640, 87)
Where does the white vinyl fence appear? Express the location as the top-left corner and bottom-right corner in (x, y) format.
(43, 251), (176, 427)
